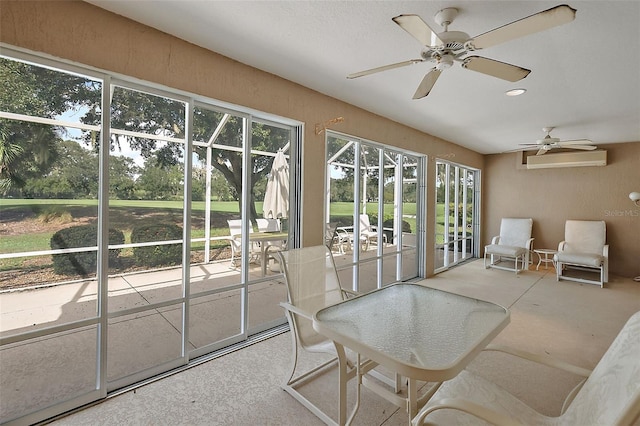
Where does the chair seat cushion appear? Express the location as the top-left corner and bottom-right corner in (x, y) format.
(485, 244), (527, 258)
(555, 252), (604, 267)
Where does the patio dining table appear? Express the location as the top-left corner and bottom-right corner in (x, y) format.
(312, 283), (510, 425)
(245, 231), (288, 275)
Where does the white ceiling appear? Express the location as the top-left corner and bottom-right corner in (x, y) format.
(87, 0), (640, 154)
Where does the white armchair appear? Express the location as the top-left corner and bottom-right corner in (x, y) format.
(554, 220), (608, 287)
(484, 218), (534, 274)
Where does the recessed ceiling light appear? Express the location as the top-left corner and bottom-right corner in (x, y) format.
(505, 88), (526, 97)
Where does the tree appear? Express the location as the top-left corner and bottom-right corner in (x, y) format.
(1, 56), (289, 219)
(21, 140), (99, 198)
(83, 85), (288, 221)
(109, 155), (138, 199)
(136, 157), (184, 200)
(0, 58), (101, 195)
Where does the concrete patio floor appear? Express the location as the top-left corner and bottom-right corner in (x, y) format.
(46, 259), (640, 425)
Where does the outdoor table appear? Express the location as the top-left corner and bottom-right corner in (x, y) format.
(246, 232), (288, 275)
(313, 283), (510, 425)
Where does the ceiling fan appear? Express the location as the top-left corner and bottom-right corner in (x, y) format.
(519, 127), (596, 155)
(347, 4), (576, 99)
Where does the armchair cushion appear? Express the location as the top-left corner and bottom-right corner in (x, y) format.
(555, 252), (604, 268)
(484, 244), (527, 258)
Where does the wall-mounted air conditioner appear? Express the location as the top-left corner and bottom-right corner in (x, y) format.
(526, 150), (607, 169)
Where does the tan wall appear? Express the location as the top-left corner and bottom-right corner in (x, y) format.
(484, 142), (640, 278)
(1, 0), (485, 276)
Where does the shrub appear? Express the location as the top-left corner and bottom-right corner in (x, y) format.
(51, 224), (125, 276)
(131, 223), (183, 267)
(382, 218), (412, 242)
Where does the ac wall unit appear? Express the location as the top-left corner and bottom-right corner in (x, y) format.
(526, 150), (607, 169)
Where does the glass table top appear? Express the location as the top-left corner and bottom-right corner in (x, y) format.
(313, 283), (510, 381)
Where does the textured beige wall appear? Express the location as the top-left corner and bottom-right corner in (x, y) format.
(484, 143), (640, 277)
(1, 0), (485, 276)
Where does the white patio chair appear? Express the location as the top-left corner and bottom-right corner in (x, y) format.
(256, 218), (286, 271)
(484, 218), (534, 274)
(359, 214), (385, 251)
(256, 218), (280, 233)
(227, 219), (260, 268)
(412, 310), (640, 426)
(554, 220), (608, 287)
(277, 245), (400, 424)
(324, 222), (339, 251)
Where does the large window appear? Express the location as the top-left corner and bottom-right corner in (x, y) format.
(325, 132), (425, 291)
(434, 160), (479, 272)
(0, 50), (299, 424)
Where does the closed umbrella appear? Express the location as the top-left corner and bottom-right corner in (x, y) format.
(263, 150), (289, 219)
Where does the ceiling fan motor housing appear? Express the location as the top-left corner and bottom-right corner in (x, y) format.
(436, 31), (470, 52)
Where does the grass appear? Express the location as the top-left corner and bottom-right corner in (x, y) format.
(1, 198), (460, 257)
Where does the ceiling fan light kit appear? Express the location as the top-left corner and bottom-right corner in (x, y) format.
(347, 4), (577, 99)
(505, 88), (526, 96)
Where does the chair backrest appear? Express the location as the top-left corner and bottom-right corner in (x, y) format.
(256, 218), (280, 232)
(227, 219), (253, 250)
(498, 218), (533, 247)
(277, 245), (345, 349)
(563, 220), (606, 254)
(562, 310), (640, 425)
(359, 214), (372, 232)
(227, 219), (249, 237)
(325, 222), (338, 248)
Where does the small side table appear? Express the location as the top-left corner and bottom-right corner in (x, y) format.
(534, 249), (557, 271)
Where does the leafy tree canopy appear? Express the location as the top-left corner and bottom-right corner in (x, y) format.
(0, 57), (291, 221)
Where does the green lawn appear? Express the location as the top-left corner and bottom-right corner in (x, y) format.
(0, 199), (242, 256)
(1, 198), (457, 255)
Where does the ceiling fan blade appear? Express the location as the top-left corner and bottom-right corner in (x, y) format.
(347, 59), (425, 79)
(468, 4), (576, 50)
(412, 68), (441, 99)
(462, 56), (530, 82)
(392, 14), (443, 48)
(561, 144), (597, 151)
(536, 146), (551, 156)
(558, 139), (592, 145)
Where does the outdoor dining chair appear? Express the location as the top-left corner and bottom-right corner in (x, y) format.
(227, 219), (260, 268)
(277, 245), (400, 424)
(412, 310), (640, 425)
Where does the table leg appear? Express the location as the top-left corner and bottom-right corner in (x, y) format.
(334, 343), (349, 426)
(407, 378), (418, 421)
(261, 245), (267, 276)
(537, 252), (543, 270)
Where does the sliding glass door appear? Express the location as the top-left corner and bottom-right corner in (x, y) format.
(0, 50), (299, 424)
(434, 160), (479, 272)
(325, 132), (425, 291)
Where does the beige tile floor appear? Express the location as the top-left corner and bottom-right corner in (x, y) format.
(49, 259), (640, 425)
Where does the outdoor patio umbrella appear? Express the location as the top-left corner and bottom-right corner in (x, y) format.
(263, 150), (289, 219)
